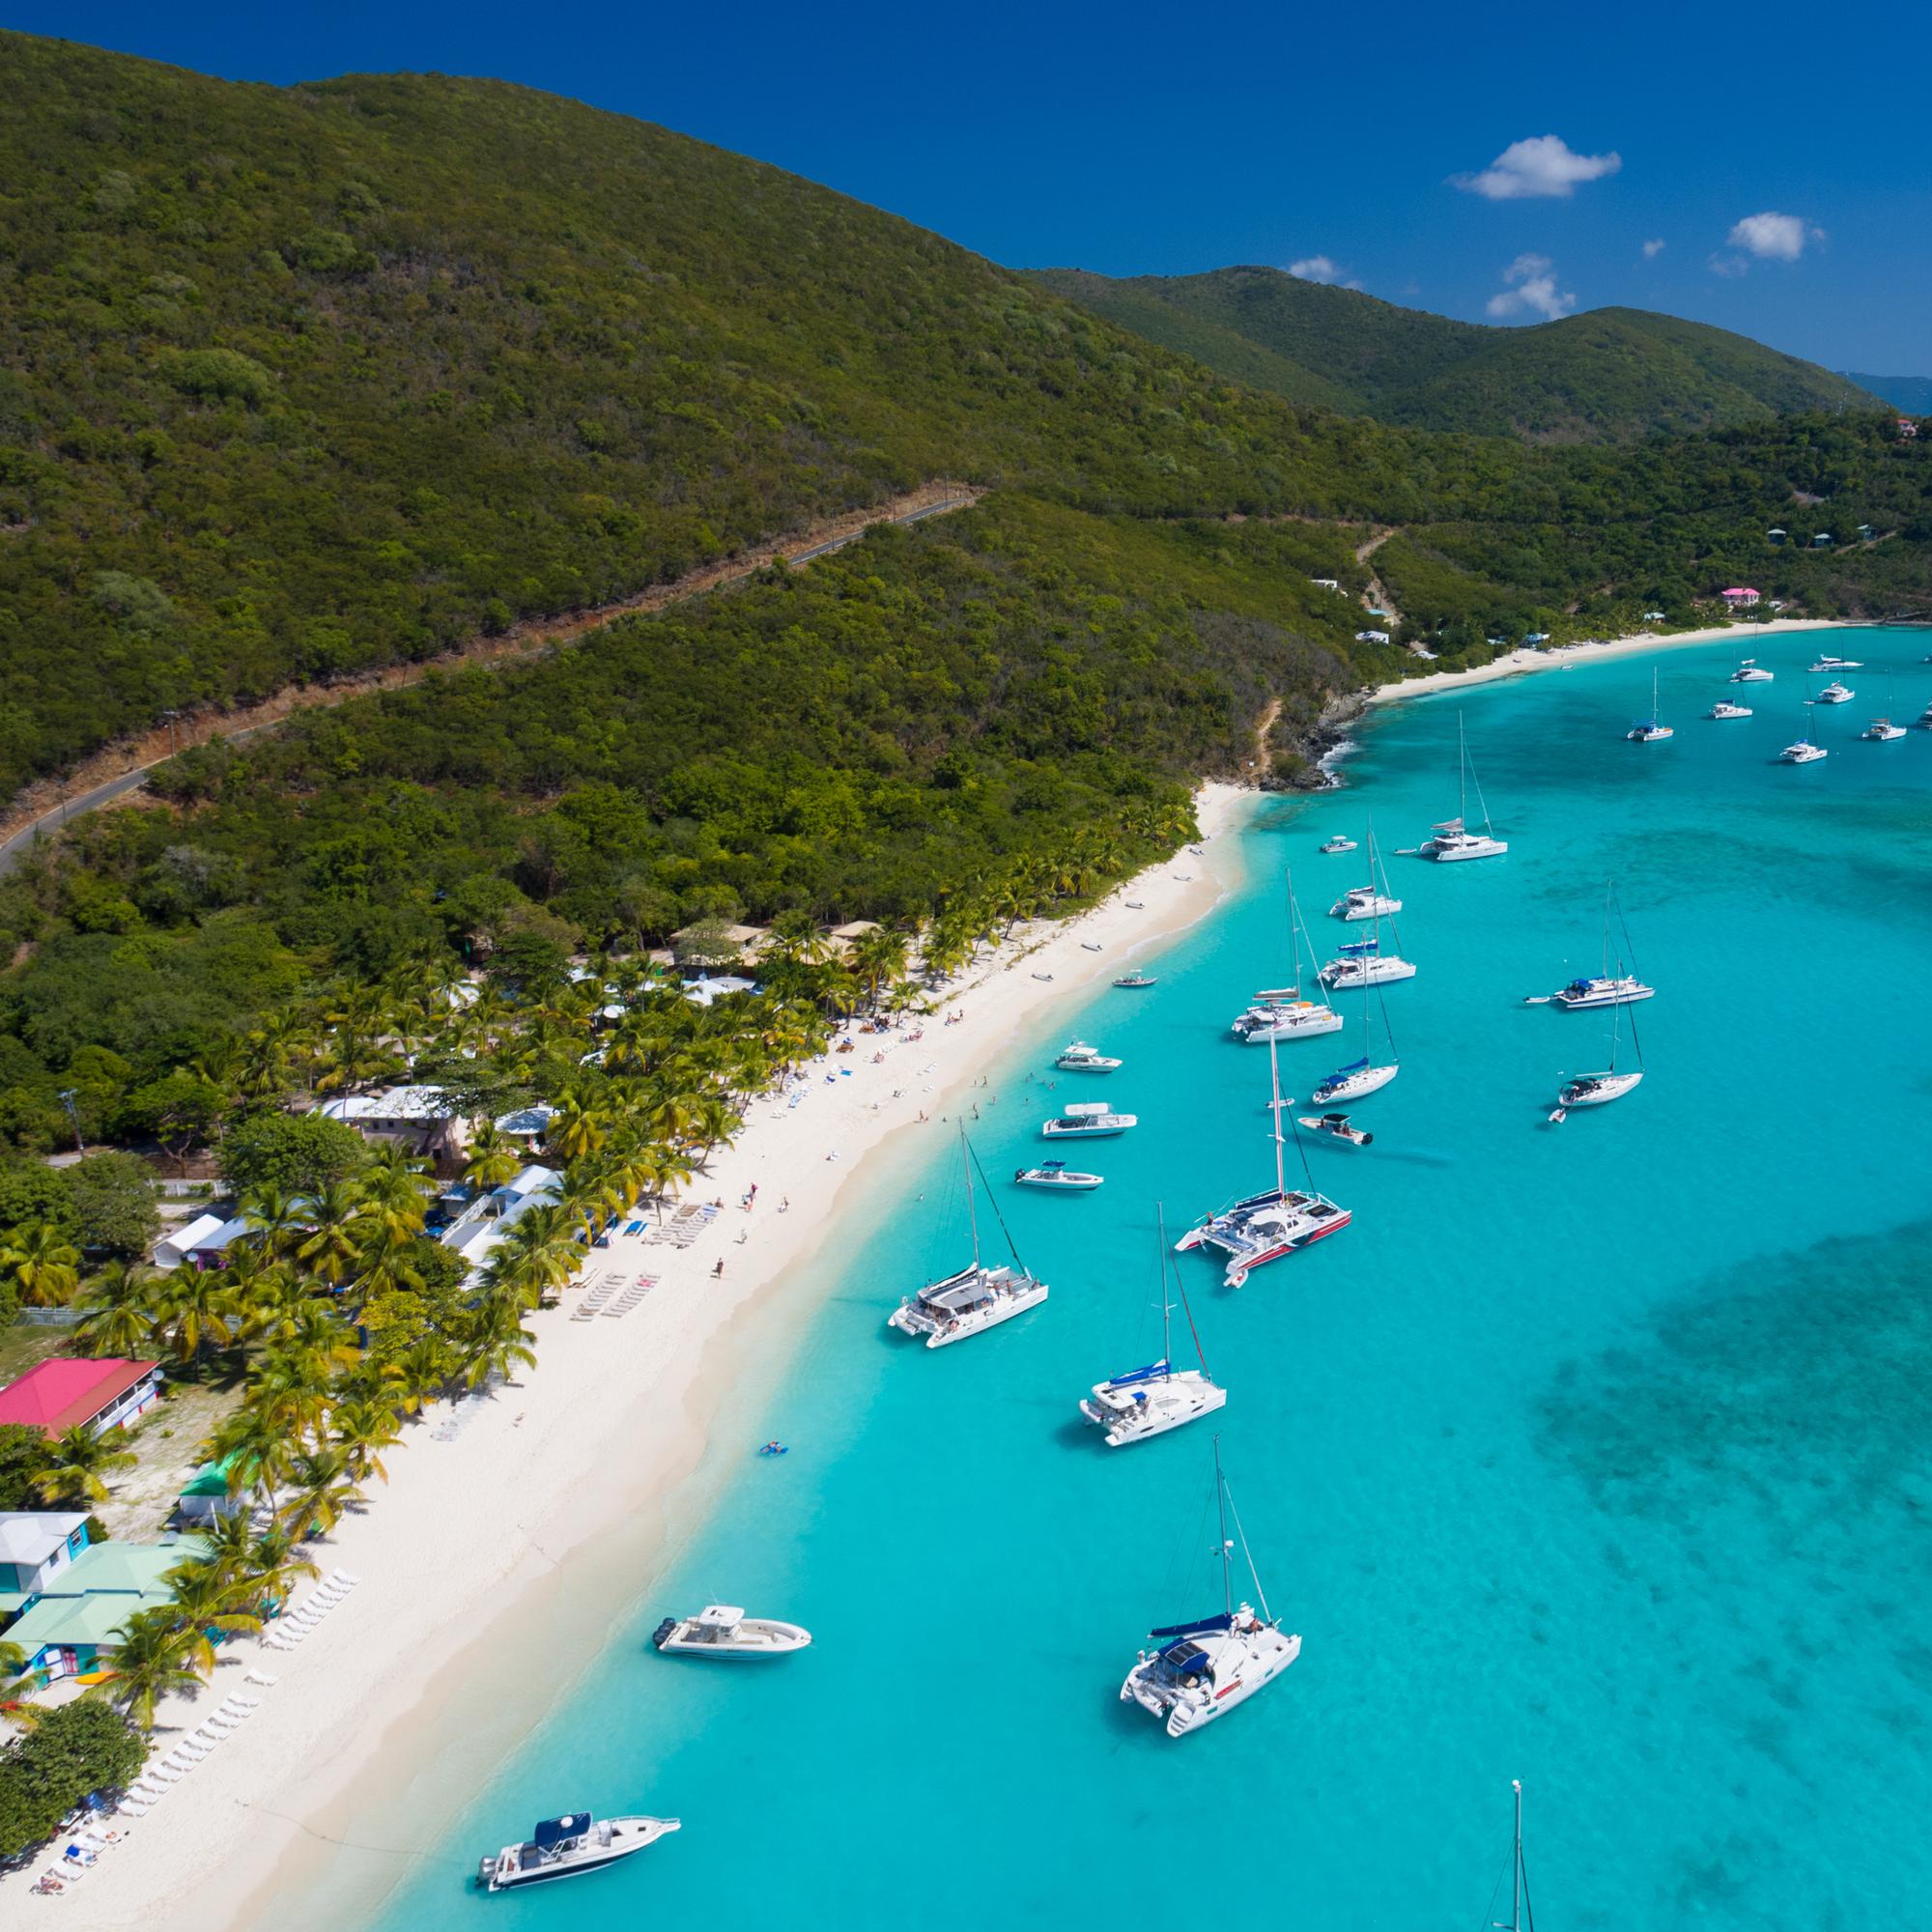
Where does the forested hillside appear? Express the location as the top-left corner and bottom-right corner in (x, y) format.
(1029, 267), (1877, 440)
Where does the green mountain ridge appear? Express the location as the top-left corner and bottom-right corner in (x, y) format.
(1027, 266), (1877, 440)
(1843, 372), (1932, 413)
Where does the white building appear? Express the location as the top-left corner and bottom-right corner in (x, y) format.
(440, 1163), (566, 1283)
(0, 1512), (92, 1600)
(317, 1085), (462, 1157)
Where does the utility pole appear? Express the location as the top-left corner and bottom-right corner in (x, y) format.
(161, 709), (180, 757)
(58, 1088), (85, 1155)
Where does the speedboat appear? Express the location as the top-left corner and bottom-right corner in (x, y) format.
(477, 1813), (679, 1891)
(1863, 716), (1907, 741)
(651, 1606), (811, 1660)
(1295, 1113), (1372, 1147)
(1041, 1101), (1136, 1139)
(1779, 738), (1828, 763)
(1013, 1161), (1103, 1191)
(1120, 1441), (1298, 1737)
(1310, 1056), (1396, 1105)
(1556, 1069), (1643, 1110)
(1112, 972), (1157, 989)
(1328, 886), (1401, 922)
(888, 1260), (1047, 1346)
(1055, 1039), (1121, 1072)
(1319, 940), (1416, 988)
(1230, 990), (1344, 1042)
(1813, 681), (1854, 704)
(1808, 655), (1862, 672)
(1546, 974), (1654, 1010)
(1731, 659), (1775, 683)
(1708, 699), (1752, 719)
(1318, 836), (1357, 854)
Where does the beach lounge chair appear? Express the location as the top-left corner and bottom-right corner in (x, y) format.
(244, 1668), (278, 1687)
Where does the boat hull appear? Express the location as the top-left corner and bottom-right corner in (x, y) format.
(1121, 1628), (1300, 1737)
(1421, 838), (1507, 862)
(1550, 984), (1654, 1009)
(481, 1818), (679, 1890)
(652, 1618), (811, 1660)
(1081, 1373), (1226, 1447)
(1041, 1121), (1133, 1139)
(1319, 959), (1416, 988)
(1312, 1064), (1398, 1104)
(1013, 1170), (1104, 1190)
(1559, 1070), (1644, 1108)
(888, 1281), (1049, 1348)
(1233, 1006), (1344, 1041)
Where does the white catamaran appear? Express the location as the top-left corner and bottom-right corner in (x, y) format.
(888, 1133), (1047, 1347)
(1176, 1038), (1350, 1288)
(1081, 1208), (1226, 1447)
(1626, 667), (1674, 742)
(1319, 830), (1416, 987)
(1119, 1436), (1299, 1737)
(1231, 871), (1344, 1043)
(1418, 714), (1508, 860)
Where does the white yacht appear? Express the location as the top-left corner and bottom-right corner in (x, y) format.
(1318, 938), (1416, 988)
(1779, 737), (1828, 763)
(1176, 1040), (1349, 1289)
(1547, 973), (1653, 1009)
(1230, 871), (1342, 1042)
(651, 1606), (811, 1660)
(1813, 680), (1854, 704)
(1310, 934), (1399, 1105)
(1731, 659), (1776, 683)
(1080, 1209), (1225, 1448)
(1318, 835), (1356, 854)
(1013, 1160), (1103, 1191)
(1054, 1039), (1121, 1072)
(1808, 654), (1862, 672)
(1918, 698), (1932, 729)
(1707, 698), (1752, 719)
(1419, 714), (1507, 860)
(1626, 668), (1673, 741)
(1864, 716), (1907, 741)
(1328, 885), (1401, 922)
(889, 1134), (1046, 1348)
(1120, 1438), (1299, 1737)
(1550, 978), (1645, 1122)
(477, 1812), (679, 1891)
(1041, 1101), (1137, 1140)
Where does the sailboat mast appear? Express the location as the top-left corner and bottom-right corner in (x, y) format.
(1213, 1434), (1232, 1618)
(1459, 712), (1468, 825)
(1157, 1203), (1173, 1367)
(1268, 1038), (1287, 1196)
(961, 1126), (980, 1267)
(1512, 1779), (1523, 1931)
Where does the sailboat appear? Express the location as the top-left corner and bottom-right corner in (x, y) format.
(1319, 829), (1416, 986)
(1863, 674), (1907, 740)
(1231, 870), (1344, 1042)
(1080, 1208), (1226, 1447)
(887, 1131), (1047, 1347)
(1533, 883), (1655, 1009)
(1311, 915), (1399, 1105)
(1626, 667), (1674, 742)
(1119, 1435), (1300, 1737)
(1419, 713), (1508, 860)
(1550, 980), (1644, 1120)
(1779, 696), (1829, 762)
(1175, 1038), (1350, 1288)
(1486, 1780), (1536, 1932)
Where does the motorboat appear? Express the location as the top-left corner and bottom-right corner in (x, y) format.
(1013, 1161), (1103, 1191)
(1808, 655), (1862, 672)
(889, 1132), (1047, 1348)
(1864, 717), (1907, 741)
(1113, 971), (1157, 989)
(1626, 668), (1674, 741)
(1176, 1040), (1349, 1288)
(650, 1605), (811, 1659)
(1295, 1113), (1372, 1147)
(1543, 974), (1654, 1010)
(1813, 680), (1854, 704)
(1730, 659), (1775, 682)
(1120, 1439), (1299, 1737)
(1318, 940), (1416, 988)
(1055, 1039), (1121, 1072)
(1778, 737), (1827, 763)
(477, 1812), (679, 1891)
(1231, 991), (1344, 1043)
(1042, 1101), (1137, 1139)
(1328, 885), (1401, 922)
(1418, 714), (1507, 859)
(1080, 1208), (1225, 1448)
(1318, 835), (1357, 854)
(1707, 699), (1752, 719)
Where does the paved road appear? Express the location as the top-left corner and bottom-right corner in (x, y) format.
(0, 496), (977, 878)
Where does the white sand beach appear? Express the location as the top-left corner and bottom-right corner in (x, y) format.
(1369, 616), (1861, 705)
(21, 783), (1256, 1931)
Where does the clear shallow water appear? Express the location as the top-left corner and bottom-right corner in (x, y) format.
(371, 632), (1932, 1930)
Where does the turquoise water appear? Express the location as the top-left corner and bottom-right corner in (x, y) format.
(370, 632), (1932, 1929)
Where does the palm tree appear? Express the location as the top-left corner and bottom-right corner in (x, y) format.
(387, 1337), (456, 1414)
(33, 1423), (136, 1505)
(461, 1299), (538, 1389)
(90, 1608), (205, 1728)
(160, 1560), (264, 1672)
(71, 1264), (164, 1357)
(277, 1448), (365, 1538)
(0, 1221), (81, 1307)
(360, 1149), (431, 1242)
(156, 1262), (240, 1370)
(203, 1405), (296, 1516)
(330, 1399), (406, 1485)
(294, 1178), (368, 1287)
(462, 1122), (523, 1194)
(240, 1184), (307, 1259)
(547, 1083), (612, 1162)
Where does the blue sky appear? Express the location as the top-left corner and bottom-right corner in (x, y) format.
(10, 0), (1930, 371)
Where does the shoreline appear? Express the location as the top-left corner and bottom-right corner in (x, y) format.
(1366, 616), (1870, 706)
(30, 783), (1257, 1932)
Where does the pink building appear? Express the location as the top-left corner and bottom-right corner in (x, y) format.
(1720, 587), (1761, 607)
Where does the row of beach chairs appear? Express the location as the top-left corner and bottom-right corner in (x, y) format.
(263, 1568), (359, 1652)
(109, 1665), (278, 1832)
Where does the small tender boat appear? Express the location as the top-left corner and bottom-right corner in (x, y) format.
(1808, 655), (1862, 672)
(1113, 971), (1157, 989)
(1779, 737), (1828, 763)
(1014, 1161), (1103, 1191)
(477, 1812), (679, 1891)
(1318, 836), (1357, 854)
(1626, 668), (1673, 741)
(1080, 941), (1103, 952)
(1042, 1101), (1137, 1139)
(1296, 1113), (1372, 1147)
(1328, 885), (1401, 922)
(1813, 680), (1854, 704)
(1707, 699), (1752, 719)
(1731, 659), (1776, 683)
(1055, 1039), (1121, 1073)
(651, 1605), (811, 1660)
(1124, 899), (1146, 909)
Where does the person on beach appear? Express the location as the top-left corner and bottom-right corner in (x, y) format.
(713, 1259), (724, 1278)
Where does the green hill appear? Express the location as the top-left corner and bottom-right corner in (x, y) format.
(1027, 266), (1877, 440)
(1844, 372), (1932, 413)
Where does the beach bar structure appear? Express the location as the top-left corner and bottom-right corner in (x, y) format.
(178, 1454), (251, 1525)
(3, 1534), (210, 1688)
(0, 1357), (161, 1440)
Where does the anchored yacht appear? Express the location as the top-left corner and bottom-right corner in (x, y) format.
(650, 1606), (810, 1660)
(1813, 680), (1854, 704)
(1419, 714), (1507, 860)
(889, 1132), (1046, 1348)
(1328, 885), (1401, 922)
(1779, 737), (1828, 763)
(1708, 698), (1752, 719)
(477, 1813), (679, 1891)
(1808, 654), (1862, 672)
(1550, 957), (1646, 1122)
(1318, 835), (1357, 854)
(1042, 1101), (1137, 1139)
(1231, 872), (1342, 1041)
(1547, 974), (1653, 1009)
(1013, 1160), (1104, 1191)
(1055, 1039), (1121, 1072)
(1731, 659), (1775, 682)
(1318, 938), (1416, 988)
(1864, 716), (1907, 741)
(1120, 1438), (1299, 1737)
(1626, 668), (1674, 741)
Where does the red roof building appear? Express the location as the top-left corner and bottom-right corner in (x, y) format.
(0, 1358), (162, 1439)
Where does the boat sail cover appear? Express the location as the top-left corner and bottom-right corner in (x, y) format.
(1430, 817), (1464, 833)
(1327, 1057), (1369, 1075)
(1101, 1359), (1172, 1390)
(1148, 1611), (1234, 1641)
(1337, 938), (1380, 956)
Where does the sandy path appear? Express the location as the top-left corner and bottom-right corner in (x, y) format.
(20, 785), (1255, 1931)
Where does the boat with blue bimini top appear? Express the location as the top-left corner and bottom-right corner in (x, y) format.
(1042, 1101), (1137, 1140)
(889, 1131), (1046, 1348)
(1120, 1437), (1299, 1737)
(1318, 934), (1416, 989)
(1013, 1160), (1104, 1191)
(476, 1811), (679, 1891)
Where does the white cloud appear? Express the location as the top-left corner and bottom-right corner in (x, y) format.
(1455, 134), (1622, 201)
(1726, 211), (1822, 261)
(1485, 252), (1576, 322)
(1641, 238), (1666, 258)
(1286, 255), (1361, 290)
